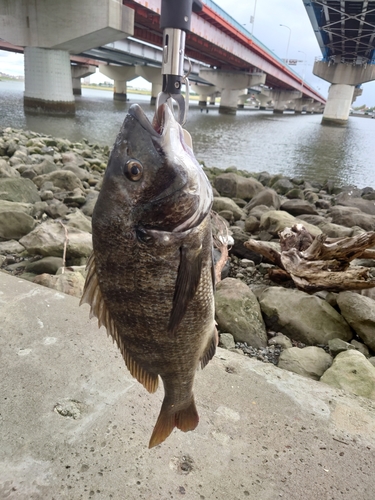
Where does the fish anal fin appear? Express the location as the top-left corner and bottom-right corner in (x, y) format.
(168, 245), (203, 335)
(200, 327), (218, 369)
(149, 398), (199, 448)
(81, 253), (159, 394)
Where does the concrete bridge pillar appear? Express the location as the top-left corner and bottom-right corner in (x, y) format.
(237, 89), (251, 109)
(256, 89), (273, 110)
(294, 98), (313, 114)
(199, 69), (266, 114)
(135, 66), (162, 105)
(190, 84), (219, 107)
(71, 64), (96, 95)
(271, 90), (302, 113)
(314, 61), (375, 125)
(24, 47), (75, 114)
(99, 65), (137, 101)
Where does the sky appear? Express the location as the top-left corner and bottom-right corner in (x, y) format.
(1, 0), (375, 107)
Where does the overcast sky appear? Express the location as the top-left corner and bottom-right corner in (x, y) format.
(1, 0), (374, 106)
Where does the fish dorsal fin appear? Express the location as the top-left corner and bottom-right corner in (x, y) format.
(168, 244), (203, 335)
(80, 253), (158, 393)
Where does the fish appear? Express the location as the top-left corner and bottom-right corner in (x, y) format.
(80, 103), (217, 448)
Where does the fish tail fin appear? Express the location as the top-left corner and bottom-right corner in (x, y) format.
(148, 398), (199, 449)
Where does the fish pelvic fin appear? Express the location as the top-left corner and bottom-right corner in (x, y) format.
(200, 327), (218, 369)
(81, 253), (159, 394)
(168, 244), (203, 335)
(148, 397), (199, 449)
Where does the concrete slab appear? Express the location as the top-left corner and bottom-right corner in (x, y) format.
(1, 271), (375, 500)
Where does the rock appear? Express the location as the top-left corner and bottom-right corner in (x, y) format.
(270, 177), (294, 195)
(33, 158), (58, 176)
(317, 221), (353, 238)
(244, 188), (280, 212)
(214, 173), (264, 201)
(0, 159), (20, 178)
(81, 191), (99, 217)
(335, 192), (375, 216)
(33, 170), (83, 191)
(351, 340), (370, 358)
(280, 199), (318, 216)
(63, 164), (90, 181)
(328, 206), (375, 231)
(212, 197), (245, 221)
(285, 188), (304, 200)
(259, 287), (352, 345)
(215, 278), (267, 348)
(19, 221), (92, 259)
(369, 357), (375, 367)
(268, 333), (293, 350)
(33, 271), (85, 298)
(0, 178), (41, 203)
(337, 291), (375, 352)
(44, 200), (69, 219)
(0, 210), (36, 240)
(0, 200), (39, 218)
(64, 210), (92, 233)
(244, 215), (260, 233)
(328, 338), (356, 356)
(278, 346), (333, 380)
(25, 256), (64, 275)
(320, 350), (375, 400)
(259, 210), (322, 237)
(219, 333), (236, 350)
(230, 229), (262, 263)
(0, 240), (25, 254)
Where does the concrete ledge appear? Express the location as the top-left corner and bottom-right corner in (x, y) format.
(321, 117), (348, 126)
(23, 97), (75, 115)
(1, 271), (375, 499)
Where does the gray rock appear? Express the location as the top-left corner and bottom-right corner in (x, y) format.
(33, 170), (83, 192)
(0, 178), (41, 203)
(320, 350), (375, 400)
(81, 191), (99, 217)
(63, 164), (90, 181)
(244, 215), (260, 233)
(328, 206), (375, 231)
(212, 197), (245, 221)
(280, 199), (318, 216)
(230, 229), (262, 263)
(337, 291), (375, 351)
(44, 200), (69, 219)
(259, 287), (352, 345)
(268, 333), (293, 350)
(270, 177), (294, 195)
(317, 221), (353, 238)
(244, 188), (280, 212)
(25, 256), (64, 275)
(219, 333), (236, 350)
(215, 277), (267, 348)
(214, 173), (264, 201)
(335, 192), (375, 216)
(351, 340), (370, 358)
(0, 240), (25, 254)
(285, 188), (304, 200)
(0, 211), (36, 240)
(278, 346), (333, 380)
(368, 357), (375, 367)
(19, 221), (92, 259)
(33, 158), (58, 176)
(328, 338), (356, 356)
(64, 210), (92, 234)
(33, 271), (85, 298)
(259, 210), (322, 237)
(0, 159), (20, 178)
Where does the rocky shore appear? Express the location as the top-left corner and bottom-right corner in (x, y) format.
(1, 126), (375, 402)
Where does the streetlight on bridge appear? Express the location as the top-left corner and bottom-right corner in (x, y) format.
(279, 24), (291, 65)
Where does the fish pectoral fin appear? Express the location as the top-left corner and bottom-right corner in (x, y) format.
(81, 253), (159, 394)
(168, 244), (203, 335)
(149, 397), (199, 448)
(200, 326), (218, 369)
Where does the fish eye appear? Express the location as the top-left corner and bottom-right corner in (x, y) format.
(125, 159), (143, 181)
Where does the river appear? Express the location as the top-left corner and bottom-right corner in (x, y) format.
(1, 80), (374, 188)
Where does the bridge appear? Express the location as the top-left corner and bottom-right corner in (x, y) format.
(0, 0), (325, 115)
(303, 0), (375, 124)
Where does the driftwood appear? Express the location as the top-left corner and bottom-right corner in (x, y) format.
(244, 225), (375, 293)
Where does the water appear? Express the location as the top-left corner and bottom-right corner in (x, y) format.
(1, 80), (374, 188)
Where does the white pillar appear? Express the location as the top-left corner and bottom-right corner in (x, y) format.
(271, 90), (302, 114)
(135, 66), (162, 105)
(190, 83), (219, 107)
(24, 47), (75, 114)
(322, 84), (355, 125)
(294, 98), (313, 114)
(99, 65), (137, 101)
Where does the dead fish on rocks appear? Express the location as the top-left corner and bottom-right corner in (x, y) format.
(80, 103), (217, 448)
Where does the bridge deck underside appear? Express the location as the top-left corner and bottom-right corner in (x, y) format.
(305, 0), (375, 64)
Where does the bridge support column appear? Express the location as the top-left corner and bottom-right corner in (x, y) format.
(257, 90), (273, 110)
(24, 47), (75, 114)
(294, 98), (313, 114)
(314, 60), (375, 125)
(71, 65), (96, 95)
(135, 66), (162, 105)
(237, 89), (252, 109)
(199, 69), (266, 114)
(271, 90), (302, 113)
(99, 65), (137, 101)
(191, 84), (219, 107)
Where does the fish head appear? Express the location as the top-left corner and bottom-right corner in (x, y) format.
(94, 103), (212, 233)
